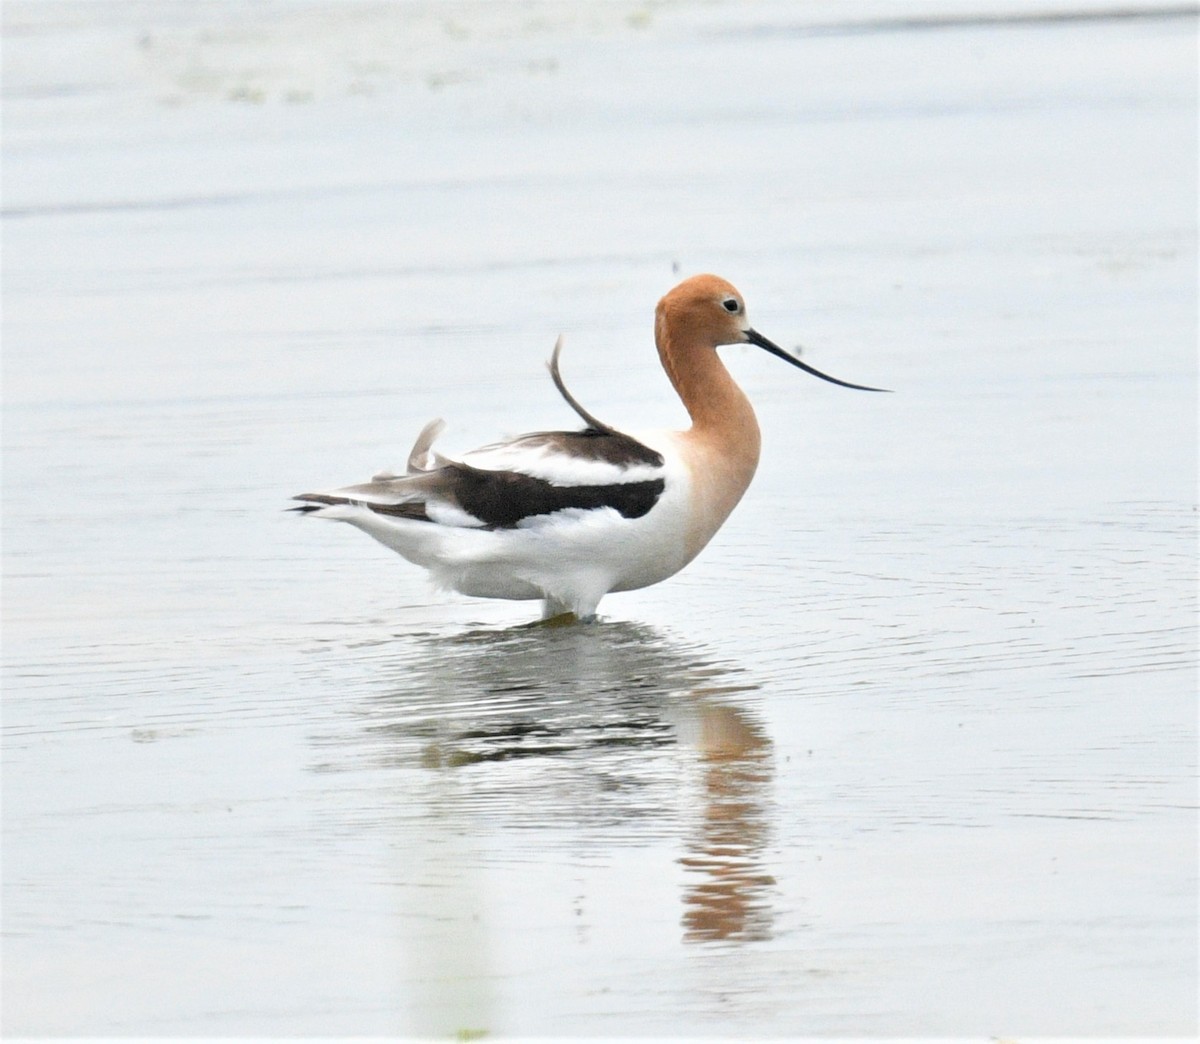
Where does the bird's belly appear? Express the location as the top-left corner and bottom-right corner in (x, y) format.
(448, 570), (545, 601)
(607, 538), (689, 593)
(464, 492), (691, 602)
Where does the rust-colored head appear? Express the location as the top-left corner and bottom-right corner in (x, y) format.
(655, 273), (889, 392)
(655, 274), (753, 350)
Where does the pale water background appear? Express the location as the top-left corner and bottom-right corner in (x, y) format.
(2, 0), (1197, 1038)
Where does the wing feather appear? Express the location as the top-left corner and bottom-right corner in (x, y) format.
(293, 344), (668, 529)
(294, 427), (667, 530)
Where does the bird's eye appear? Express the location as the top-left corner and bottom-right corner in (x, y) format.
(722, 298), (740, 313)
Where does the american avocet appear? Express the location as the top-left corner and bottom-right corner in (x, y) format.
(293, 274), (886, 621)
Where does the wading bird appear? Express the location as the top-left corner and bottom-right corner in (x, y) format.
(293, 274), (886, 620)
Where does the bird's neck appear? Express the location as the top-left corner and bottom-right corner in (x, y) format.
(658, 329), (762, 467)
(657, 329), (763, 561)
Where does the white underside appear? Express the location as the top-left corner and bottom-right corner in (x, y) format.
(307, 430), (695, 618)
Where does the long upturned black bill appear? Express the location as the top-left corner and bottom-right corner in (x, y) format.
(745, 328), (890, 392)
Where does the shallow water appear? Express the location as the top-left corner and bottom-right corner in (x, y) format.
(3, 0), (1197, 1037)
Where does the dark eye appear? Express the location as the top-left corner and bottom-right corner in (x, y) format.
(722, 298), (740, 313)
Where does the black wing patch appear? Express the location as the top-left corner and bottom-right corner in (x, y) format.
(437, 461), (664, 527)
(293, 402), (667, 528)
(292, 451), (666, 528)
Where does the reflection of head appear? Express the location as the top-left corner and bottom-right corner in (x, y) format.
(681, 702), (775, 943)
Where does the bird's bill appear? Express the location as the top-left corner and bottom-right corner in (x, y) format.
(745, 328), (891, 393)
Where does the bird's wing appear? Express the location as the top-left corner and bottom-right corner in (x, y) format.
(293, 424), (667, 529)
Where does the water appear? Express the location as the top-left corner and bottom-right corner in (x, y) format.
(2, 1), (1196, 1037)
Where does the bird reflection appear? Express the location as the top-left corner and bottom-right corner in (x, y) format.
(324, 619), (775, 943)
(679, 697), (775, 942)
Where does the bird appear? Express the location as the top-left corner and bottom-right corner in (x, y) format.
(292, 274), (886, 621)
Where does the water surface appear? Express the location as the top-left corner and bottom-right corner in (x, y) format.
(3, 1), (1196, 1037)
